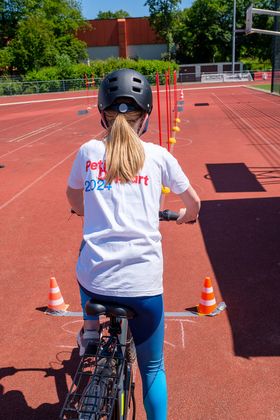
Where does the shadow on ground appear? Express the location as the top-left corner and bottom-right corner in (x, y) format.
(0, 348), (80, 419)
(199, 196), (280, 358)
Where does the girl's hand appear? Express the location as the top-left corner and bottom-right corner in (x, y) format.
(176, 208), (198, 225)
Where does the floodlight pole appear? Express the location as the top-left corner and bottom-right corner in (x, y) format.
(232, 0), (236, 74)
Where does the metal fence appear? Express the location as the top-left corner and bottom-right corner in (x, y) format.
(0, 78), (89, 96)
(0, 75), (163, 96)
(0, 70), (276, 96)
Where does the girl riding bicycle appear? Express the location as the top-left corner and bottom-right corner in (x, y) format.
(66, 68), (200, 420)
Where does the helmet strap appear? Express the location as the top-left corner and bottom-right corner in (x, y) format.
(101, 112), (109, 130)
(137, 114), (149, 136)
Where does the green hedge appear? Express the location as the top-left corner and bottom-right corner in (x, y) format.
(24, 58), (179, 86)
(242, 59), (272, 71)
(0, 58), (177, 95)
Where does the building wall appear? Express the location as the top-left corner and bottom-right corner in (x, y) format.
(78, 20), (119, 46)
(87, 46), (119, 60)
(77, 17), (166, 60)
(128, 44), (166, 60)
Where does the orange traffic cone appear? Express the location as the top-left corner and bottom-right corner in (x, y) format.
(47, 277), (69, 313)
(198, 277), (217, 315)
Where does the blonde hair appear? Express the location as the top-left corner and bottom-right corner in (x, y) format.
(104, 110), (145, 184)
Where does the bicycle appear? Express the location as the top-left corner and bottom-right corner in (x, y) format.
(60, 209), (182, 420)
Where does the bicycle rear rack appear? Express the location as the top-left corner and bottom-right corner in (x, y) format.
(60, 332), (126, 419)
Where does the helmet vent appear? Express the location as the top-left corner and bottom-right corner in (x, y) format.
(133, 77), (142, 83)
(108, 77), (117, 82)
(109, 86), (118, 92)
(132, 87), (141, 93)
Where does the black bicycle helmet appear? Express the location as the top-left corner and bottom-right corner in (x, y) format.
(98, 68), (153, 115)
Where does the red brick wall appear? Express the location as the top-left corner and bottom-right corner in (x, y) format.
(77, 17), (164, 49)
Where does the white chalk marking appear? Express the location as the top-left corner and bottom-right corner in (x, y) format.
(8, 122), (58, 143)
(0, 126), (103, 211)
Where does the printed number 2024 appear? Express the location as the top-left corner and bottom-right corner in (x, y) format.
(85, 179), (112, 192)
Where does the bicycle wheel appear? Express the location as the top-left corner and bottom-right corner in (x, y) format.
(78, 358), (117, 420)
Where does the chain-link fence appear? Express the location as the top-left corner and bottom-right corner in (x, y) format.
(272, 0), (280, 94)
(0, 74), (167, 96)
(0, 78), (90, 96)
(0, 69), (277, 97)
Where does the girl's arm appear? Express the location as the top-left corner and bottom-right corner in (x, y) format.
(176, 185), (201, 224)
(66, 186), (84, 216)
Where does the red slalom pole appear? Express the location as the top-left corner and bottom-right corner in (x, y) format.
(168, 68), (172, 136)
(84, 74), (90, 109)
(173, 70), (178, 121)
(156, 72), (162, 147)
(165, 71), (170, 151)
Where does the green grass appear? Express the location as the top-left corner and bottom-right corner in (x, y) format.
(253, 84), (271, 91)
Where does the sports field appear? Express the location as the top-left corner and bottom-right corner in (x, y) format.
(0, 81), (279, 419)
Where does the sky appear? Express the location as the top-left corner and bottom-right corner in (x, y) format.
(81, 0), (194, 19)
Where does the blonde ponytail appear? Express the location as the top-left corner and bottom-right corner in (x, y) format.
(104, 111), (145, 184)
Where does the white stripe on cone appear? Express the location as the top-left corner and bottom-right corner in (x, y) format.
(50, 286), (60, 293)
(200, 298), (216, 306)
(49, 297), (64, 306)
(203, 286), (213, 293)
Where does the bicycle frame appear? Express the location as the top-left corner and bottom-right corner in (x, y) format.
(60, 308), (136, 420)
(61, 209), (182, 419)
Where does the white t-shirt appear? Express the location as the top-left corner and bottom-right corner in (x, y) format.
(68, 139), (190, 297)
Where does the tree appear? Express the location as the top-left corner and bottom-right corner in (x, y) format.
(174, 0), (230, 63)
(97, 10), (130, 19)
(0, 0), (29, 47)
(0, 0), (88, 73)
(174, 0), (274, 64)
(145, 0), (182, 60)
(0, 47), (13, 71)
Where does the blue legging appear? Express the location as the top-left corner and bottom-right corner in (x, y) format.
(79, 285), (167, 420)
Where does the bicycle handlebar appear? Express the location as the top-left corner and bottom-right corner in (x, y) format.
(159, 209), (179, 221)
(71, 209), (196, 223)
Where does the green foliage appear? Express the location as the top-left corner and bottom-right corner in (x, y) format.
(97, 10), (130, 19)
(0, 0), (88, 73)
(0, 0), (28, 47)
(175, 0), (273, 64)
(24, 58), (178, 85)
(145, 0), (182, 59)
(242, 58), (272, 71)
(175, 0), (230, 63)
(0, 47), (13, 72)
(0, 58), (178, 95)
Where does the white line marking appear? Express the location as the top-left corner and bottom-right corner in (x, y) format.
(164, 340), (176, 348)
(56, 345), (76, 349)
(212, 93), (280, 156)
(0, 112), (93, 159)
(0, 127), (104, 211)
(0, 149), (78, 211)
(245, 86), (280, 104)
(0, 95), (97, 107)
(8, 122), (58, 143)
(0, 84), (246, 108)
(180, 321), (185, 349)
(61, 320), (83, 335)
(166, 318), (197, 323)
(180, 84), (246, 91)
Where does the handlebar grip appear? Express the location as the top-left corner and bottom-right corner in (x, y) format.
(159, 209), (179, 221)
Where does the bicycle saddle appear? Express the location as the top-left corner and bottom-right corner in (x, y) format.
(86, 300), (136, 319)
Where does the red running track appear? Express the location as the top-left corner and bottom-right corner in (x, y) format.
(0, 83), (279, 419)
